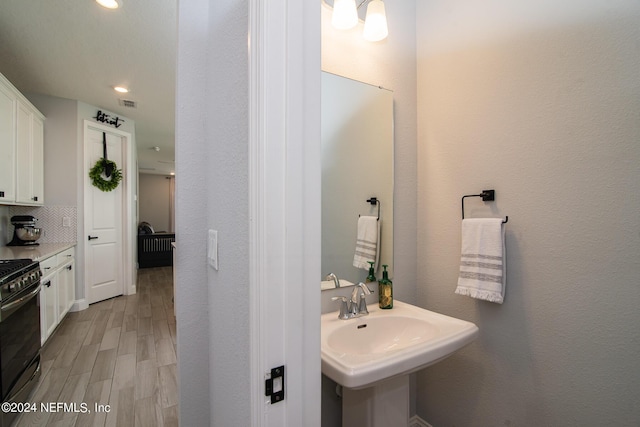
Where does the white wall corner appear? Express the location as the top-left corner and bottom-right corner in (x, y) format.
(70, 298), (89, 312)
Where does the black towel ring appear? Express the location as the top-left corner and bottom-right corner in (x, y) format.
(462, 190), (508, 223)
(359, 197), (380, 220)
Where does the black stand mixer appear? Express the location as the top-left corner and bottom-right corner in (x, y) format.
(7, 215), (41, 246)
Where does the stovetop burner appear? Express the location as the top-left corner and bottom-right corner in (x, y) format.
(0, 259), (39, 286)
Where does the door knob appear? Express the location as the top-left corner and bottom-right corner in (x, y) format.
(88, 235), (99, 241)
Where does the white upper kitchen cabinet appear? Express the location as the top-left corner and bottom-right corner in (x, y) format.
(0, 72), (45, 206)
(15, 98), (44, 205)
(0, 80), (16, 203)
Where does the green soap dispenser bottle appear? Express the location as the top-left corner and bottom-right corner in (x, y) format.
(366, 261), (377, 284)
(378, 264), (393, 309)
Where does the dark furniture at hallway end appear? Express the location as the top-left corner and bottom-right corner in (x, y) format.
(138, 222), (175, 268)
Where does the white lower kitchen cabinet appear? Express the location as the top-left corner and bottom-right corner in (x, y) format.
(39, 247), (75, 345)
(57, 259), (74, 319)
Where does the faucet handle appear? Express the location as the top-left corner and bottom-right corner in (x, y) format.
(351, 282), (372, 303)
(331, 296), (350, 320)
(357, 292), (369, 316)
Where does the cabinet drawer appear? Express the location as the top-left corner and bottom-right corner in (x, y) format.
(57, 247), (75, 265)
(40, 256), (57, 275)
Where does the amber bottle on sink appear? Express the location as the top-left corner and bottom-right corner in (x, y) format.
(378, 264), (393, 309)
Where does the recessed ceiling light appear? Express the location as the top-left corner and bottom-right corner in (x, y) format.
(114, 86), (129, 93)
(96, 0), (121, 9)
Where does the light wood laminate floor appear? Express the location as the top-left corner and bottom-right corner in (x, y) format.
(17, 267), (178, 427)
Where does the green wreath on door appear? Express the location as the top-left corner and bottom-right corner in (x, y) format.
(89, 131), (122, 192)
(89, 159), (122, 192)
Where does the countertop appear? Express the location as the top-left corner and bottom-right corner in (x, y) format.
(0, 243), (76, 262)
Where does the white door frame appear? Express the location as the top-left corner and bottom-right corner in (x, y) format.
(83, 120), (136, 307)
(249, 0), (321, 426)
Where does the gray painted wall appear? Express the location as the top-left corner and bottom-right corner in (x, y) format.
(205, 0), (250, 425)
(28, 94), (78, 206)
(416, 1), (640, 425)
(138, 174), (172, 233)
(176, 0), (251, 426)
(175, 0), (211, 425)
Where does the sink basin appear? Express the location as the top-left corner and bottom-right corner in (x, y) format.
(321, 300), (479, 389)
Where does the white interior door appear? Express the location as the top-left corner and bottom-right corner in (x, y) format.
(84, 124), (127, 304)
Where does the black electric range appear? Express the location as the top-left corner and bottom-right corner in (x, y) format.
(0, 258), (42, 427)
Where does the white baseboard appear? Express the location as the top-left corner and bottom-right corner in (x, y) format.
(409, 415), (433, 427)
(70, 298), (88, 312)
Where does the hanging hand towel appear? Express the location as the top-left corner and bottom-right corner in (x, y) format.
(455, 218), (506, 303)
(353, 216), (380, 270)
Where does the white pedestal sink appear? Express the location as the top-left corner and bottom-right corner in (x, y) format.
(321, 300), (479, 427)
(342, 374), (411, 427)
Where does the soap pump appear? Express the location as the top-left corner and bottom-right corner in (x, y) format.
(378, 264), (393, 309)
(365, 261), (377, 284)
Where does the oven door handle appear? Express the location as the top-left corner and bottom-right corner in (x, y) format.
(1, 284), (42, 312)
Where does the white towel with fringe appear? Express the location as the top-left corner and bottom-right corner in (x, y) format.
(455, 218), (506, 303)
(353, 216), (380, 270)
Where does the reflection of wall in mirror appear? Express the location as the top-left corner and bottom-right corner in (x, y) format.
(321, 72), (394, 287)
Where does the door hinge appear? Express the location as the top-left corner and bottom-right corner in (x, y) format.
(265, 365), (285, 404)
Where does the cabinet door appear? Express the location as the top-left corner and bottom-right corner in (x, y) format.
(40, 274), (58, 345)
(66, 261), (75, 312)
(15, 99), (44, 205)
(57, 264), (68, 320)
(0, 82), (16, 203)
(15, 100), (31, 204)
(58, 261), (74, 318)
(31, 116), (44, 204)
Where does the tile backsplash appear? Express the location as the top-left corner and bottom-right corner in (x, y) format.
(5, 206), (77, 244)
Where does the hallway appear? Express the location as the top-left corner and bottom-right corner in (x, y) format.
(17, 267), (178, 427)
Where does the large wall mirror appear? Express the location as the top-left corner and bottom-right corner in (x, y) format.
(321, 72), (394, 289)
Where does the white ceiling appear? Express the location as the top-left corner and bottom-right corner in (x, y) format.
(0, 0), (177, 175)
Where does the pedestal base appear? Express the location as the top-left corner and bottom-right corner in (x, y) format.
(342, 375), (410, 427)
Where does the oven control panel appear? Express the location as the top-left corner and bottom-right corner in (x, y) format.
(0, 260), (41, 304)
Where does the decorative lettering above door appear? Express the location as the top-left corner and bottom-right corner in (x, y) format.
(94, 110), (124, 128)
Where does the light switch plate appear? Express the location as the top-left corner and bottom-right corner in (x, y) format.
(208, 229), (218, 270)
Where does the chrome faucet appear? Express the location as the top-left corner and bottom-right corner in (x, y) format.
(326, 273), (340, 288)
(331, 282), (372, 320)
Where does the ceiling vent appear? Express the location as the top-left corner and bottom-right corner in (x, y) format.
(119, 99), (137, 108)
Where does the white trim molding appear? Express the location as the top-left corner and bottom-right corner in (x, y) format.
(410, 415), (433, 427)
(249, 0), (321, 426)
(70, 298), (88, 312)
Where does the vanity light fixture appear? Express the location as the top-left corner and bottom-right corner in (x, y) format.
(331, 0), (358, 30)
(330, 0), (389, 42)
(114, 86), (129, 93)
(362, 0), (388, 42)
(96, 0), (122, 10)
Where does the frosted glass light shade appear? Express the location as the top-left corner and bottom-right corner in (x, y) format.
(363, 0), (388, 41)
(96, 0), (121, 9)
(332, 0), (358, 30)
